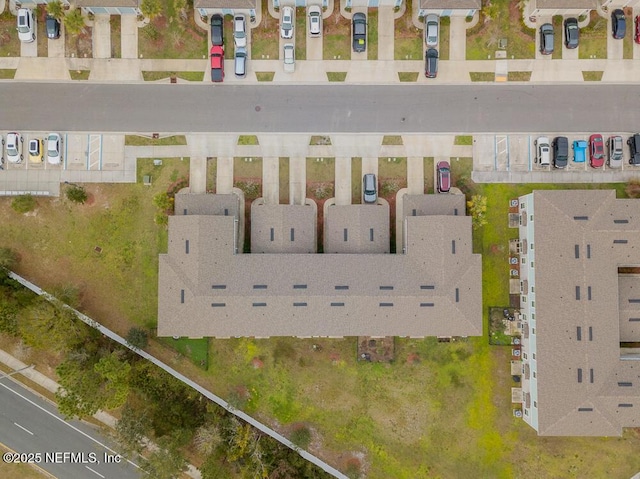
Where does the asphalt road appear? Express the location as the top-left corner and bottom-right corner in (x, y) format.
(1, 83), (639, 134)
(0, 378), (140, 479)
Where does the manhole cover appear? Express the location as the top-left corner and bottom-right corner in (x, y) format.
(255, 106), (261, 112)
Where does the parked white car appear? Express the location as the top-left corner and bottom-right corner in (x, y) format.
(6, 133), (23, 164)
(233, 14), (247, 48)
(281, 6), (294, 39)
(17, 8), (36, 43)
(425, 14), (439, 47)
(47, 133), (62, 165)
(283, 43), (295, 72)
(535, 136), (550, 166)
(308, 5), (322, 37)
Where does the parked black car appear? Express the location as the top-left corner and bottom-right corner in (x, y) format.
(552, 136), (569, 169)
(425, 48), (438, 78)
(628, 134), (640, 165)
(46, 15), (60, 40)
(564, 17), (579, 48)
(210, 14), (224, 46)
(352, 12), (366, 52)
(612, 9), (626, 39)
(539, 23), (554, 55)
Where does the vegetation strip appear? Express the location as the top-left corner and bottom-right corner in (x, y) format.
(7, 271), (348, 479)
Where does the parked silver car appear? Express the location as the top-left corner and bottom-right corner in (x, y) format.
(425, 14), (439, 47)
(281, 6), (294, 39)
(283, 43), (295, 72)
(308, 5), (322, 37)
(233, 14), (247, 48)
(234, 47), (247, 78)
(607, 135), (624, 168)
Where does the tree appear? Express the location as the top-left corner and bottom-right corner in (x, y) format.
(20, 298), (88, 352)
(64, 9), (86, 36)
(152, 192), (172, 211)
(467, 194), (488, 230)
(46, 0), (64, 20)
(115, 403), (151, 456)
(93, 352), (131, 409)
(193, 424), (222, 456)
(140, 436), (187, 479)
(66, 185), (88, 204)
(0, 247), (18, 270)
(51, 284), (81, 308)
(0, 296), (19, 336)
(126, 327), (148, 349)
(141, 0), (162, 21)
(11, 194), (36, 213)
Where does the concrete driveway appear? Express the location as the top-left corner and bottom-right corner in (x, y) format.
(306, 6), (323, 61)
(334, 157), (352, 205)
(607, 14), (624, 60)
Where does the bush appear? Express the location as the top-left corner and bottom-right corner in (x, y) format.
(66, 185), (88, 204)
(11, 195), (37, 213)
(46, 0), (64, 20)
(126, 327), (149, 349)
(290, 425), (312, 449)
(64, 9), (86, 36)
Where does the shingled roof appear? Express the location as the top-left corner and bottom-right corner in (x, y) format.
(157, 194), (482, 339)
(520, 190), (640, 436)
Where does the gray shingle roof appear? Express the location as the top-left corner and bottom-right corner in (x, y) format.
(324, 204), (390, 254)
(194, 0), (257, 9)
(534, 0), (595, 9)
(73, 0), (139, 7)
(521, 190), (640, 436)
(251, 203), (316, 253)
(158, 194), (482, 338)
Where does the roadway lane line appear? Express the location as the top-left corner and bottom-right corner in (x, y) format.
(0, 381), (139, 469)
(13, 422), (34, 435)
(85, 465), (105, 478)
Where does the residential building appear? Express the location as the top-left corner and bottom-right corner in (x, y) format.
(419, 0), (480, 18)
(73, 0), (141, 15)
(525, 0), (593, 19)
(518, 190), (640, 436)
(195, 0), (257, 19)
(157, 192), (482, 339)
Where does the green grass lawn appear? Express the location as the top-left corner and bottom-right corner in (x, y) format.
(252, 3), (279, 59)
(466, 0), (535, 60)
(159, 337), (209, 368)
(378, 157), (407, 178)
(306, 158), (335, 182)
(234, 157), (262, 178)
(138, 0), (207, 59)
(582, 70), (603, 81)
(439, 17), (450, 61)
(110, 15), (121, 58)
(551, 16), (562, 60)
(368, 9), (378, 61)
(424, 157), (434, 193)
(0, 10), (20, 57)
(455, 135), (473, 146)
(142, 71), (204, 81)
(327, 71), (347, 81)
(255, 72), (275, 81)
(352, 157), (362, 203)
(295, 7), (306, 60)
(36, 6), (48, 58)
(279, 158), (290, 204)
(125, 135), (187, 146)
(0, 69), (16, 79)
(323, 2), (351, 60)
(394, 0), (422, 60)
(398, 72), (419, 82)
(579, 11), (607, 59)
(69, 70), (91, 80)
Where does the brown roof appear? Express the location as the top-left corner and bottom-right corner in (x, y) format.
(157, 195), (482, 338)
(175, 193), (240, 218)
(520, 190), (640, 436)
(419, 0), (481, 9)
(402, 194), (466, 218)
(324, 204), (390, 254)
(251, 204), (316, 253)
(194, 0), (257, 9)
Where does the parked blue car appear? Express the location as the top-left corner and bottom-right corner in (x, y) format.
(572, 140), (587, 163)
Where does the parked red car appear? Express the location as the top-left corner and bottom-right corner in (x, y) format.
(210, 45), (224, 82)
(635, 15), (640, 44)
(589, 134), (605, 168)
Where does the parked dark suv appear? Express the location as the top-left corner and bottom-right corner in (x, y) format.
(539, 23), (554, 55)
(552, 136), (568, 168)
(628, 134), (640, 165)
(612, 9), (626, 39)
(210, 14), (224, 46)
(564, 17), (579, 48)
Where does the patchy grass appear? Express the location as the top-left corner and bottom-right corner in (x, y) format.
(352, 157), (362, 203)
(508, 71), (531, 81)
(238, 135), (259, 146)
(256, 71), (275, 81)
(66, 23), (92, 58)
(398, 71), (419, 82)
(582, 70), (603, 81)
(454, 135), (473, 146)
(367, 9), (378, 60)
(327, 71), (347, 81)
(36, 6), (48, 58)
(158, 337), (209, 368)
(306, 157), (335, 182)
(125, 135), (187, 146)
(551, 16), (562, 60)
(310, 136), (332, 146)
(110, 14), (121, 58)
(141, 71), (204, 81)
(206, 158), (216, 192)
(382, 135), (403, 146)
(138, 0), (207, 59)
(394, 8), (422, 60)
(470, 72), (495, 82)
(69, 70), (90, 80)
(579, 11), (607, 59)
(424, 157), (434, 193)
(378, 157), (406, 178)
(323, 2), (351, 60)
(466, 0), (535, 60)
(279, 158), (290, 204)
(234, 156), (262, 177)
(0, 10), (21, 57)
(295, 7), (306, 60)
(252, 2), (279, 59)
(0, 69), (16, 79)
(623, 11), (634, 59)
(439, 16), (450, 61)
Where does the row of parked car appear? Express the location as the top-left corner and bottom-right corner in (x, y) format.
(0, 133), (62, 167)
(534, 134), (640, 169)
(540, 11), (640, 54)
(16, 8), (60, 43)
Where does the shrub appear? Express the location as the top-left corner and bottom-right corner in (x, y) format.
(46, 0), (64, 20)
(11, 195), (36, 213)
(290, 425), (312, 449)
(126, 327), (149, 349)
(64, 9), (86, 36)
(66, 185), (88, 204)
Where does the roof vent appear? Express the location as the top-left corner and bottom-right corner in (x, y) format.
(573, 216), (588, 221)
(252, 302), (267, 307)
(253, 285), (267, 289)
(618, 382), (633, 387)
(379, 303), (393, 307)
(379, 286), (394, 291)
(420, 302), (435, 307)
(577, 407), (593, 412)
(293, 302), (307, 307)
(420, 285), (435, 290)
(331, 302), (345, 307)
(613, 239), (628, 244)
(335, 285), (349, 290)
(614, 219), (629, 224)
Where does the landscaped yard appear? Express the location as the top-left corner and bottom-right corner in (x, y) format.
(138, 0), (207, 59)
(579, 11), (607, 59)
(295, 7), (306, 60)
(395, 5), (422, 60)
(466, 0), (535, 60)
(368, 9), (378, 61)
(323, 2), (351, 60)
(252, 3), (279, 60)
(0, 10), (20, 57)
(110, 15), (121, 58)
